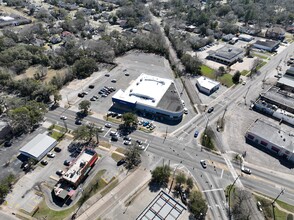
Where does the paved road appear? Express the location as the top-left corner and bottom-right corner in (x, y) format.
(45, 104), (294, 220)
(0, 210), (19, 220)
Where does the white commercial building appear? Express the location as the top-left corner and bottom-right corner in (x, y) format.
(112, 74), (184, 120)
(245, 119), (294, 162)
(19, 133), (57, 161)
(196, 76), (220, 95)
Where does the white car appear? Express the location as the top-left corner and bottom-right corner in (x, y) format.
(123, 140), (132, 145)
(47, 152), (56, 158)
(242, 81), (246, 85)
(60, 115), (67, 120)
(105, 123), (112, 128)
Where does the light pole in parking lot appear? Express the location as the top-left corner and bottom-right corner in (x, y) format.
(243, 85), (251, 106)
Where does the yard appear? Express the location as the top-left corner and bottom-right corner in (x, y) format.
(200, 65), (233, 87)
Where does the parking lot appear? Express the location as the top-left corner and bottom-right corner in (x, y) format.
(58, 52), (197, 134)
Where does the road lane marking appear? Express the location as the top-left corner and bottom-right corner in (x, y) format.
(202, 188), (224, 193)
(220, 169), (224, 179)
(104, 128), (111, 137)
(144, 143), (150, 152)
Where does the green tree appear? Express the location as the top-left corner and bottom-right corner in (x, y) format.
(53, 91), (62, 105)
(186, 177), (194, 189)
(73, 125), (92, 142)
(8, 101), (46, 133)
(151, 165), (171, 187)
(176, 172), (186, 186)
(188, 190), (208, 219)
(181, 54), (202, 75)
(122, 112), (138, 128)
(73, 57), (98, 79)
(124, 146), (141, 170)
(79, 100), (91, 115)
(232, 71), (241, 84)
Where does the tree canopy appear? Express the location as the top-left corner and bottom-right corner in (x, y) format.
(79, 100), (91, 115)
(151, 165), (171, 187)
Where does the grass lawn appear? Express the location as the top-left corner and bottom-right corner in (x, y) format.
(99, 141), (111, 148)
(33, 199), (76, 220)
(54, 125), (67, 132)
(33, 170), (108, 220)
(115, 147), (126, 154)
(138, 127), (153, 133)
(50, 131), (64, 140)
(219, 74), (233, 87)
(111, 152), (124, 162)
(100, 179), (119, 196)
(257, 61), (267, 70)
(276, 200), (294, 213)
(241, 70), (249, 76)
(252, 53), (269, 60)
(200, 65), (215, 78)
(104, 116), (122, 124)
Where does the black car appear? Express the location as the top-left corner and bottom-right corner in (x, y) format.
(78, 93), (84, 98)
(4, 140), (12, 147)
(54, 147), (62, 152)
(89, 85), (95, 89)
(117, 159), (126, 166)
(75, 119), (82, 125)
(207, 107), (214, 113)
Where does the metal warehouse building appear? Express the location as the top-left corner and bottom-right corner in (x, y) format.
(196, 76), (220, 95)
(19, 133), (57, 161)
(112, 74), (184, 120)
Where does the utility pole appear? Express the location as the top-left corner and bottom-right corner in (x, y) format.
(243, 85), (251, 106)
(272, 188), (285, 206)
(262, 71), (268, 89)
(169, 164), (180, 194)
(228, 175), (240, 220)
(163, 127), (168, 143)
(62, 120), (68, 132)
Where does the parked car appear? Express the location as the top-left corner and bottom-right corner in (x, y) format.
(93, 95), (99, 99)
(111, 136), (118, 141)
(47, 152), (55, 158)
(194, 130), (199, 138)
(111, 79), (117, 83)
(200, 160), (207, 168)
(123, 140), (132, 145)
(124, 136), (132, 141)
(101, 94), (107, 97)
(117, 159), (126, 166)
(257, 201), (263, 212)
(41, 160), (48, 165)
(64, 160), (72, 166)
(97, 127), (105, 132)
(183, 108), (188, 114)
(136, 140), (143, 145)
(78, 93), (84, 98)
(110, 131), (118, 136)
(89, 85), (95, 89)
(105, 73), (110, 77)
(60, 115), (67, 120)
(207, 107), (214, 113)
(105, 123), (112, 128)
(56, 170), (65, 176)
(98, 90), (104, 94)
(90, 97), (97, 101)
(54, 147), (62, 152)
(82, 91), (88, 95)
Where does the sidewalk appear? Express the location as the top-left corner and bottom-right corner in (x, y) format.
(76, 167), (151, 220)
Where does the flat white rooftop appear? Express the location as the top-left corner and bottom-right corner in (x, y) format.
(63, 150), (95, 184)
(112, 73), (173, 107)
(197, 76), (220, 90)
(0, 16), (14, 21)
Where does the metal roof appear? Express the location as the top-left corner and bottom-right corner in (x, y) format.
(19, 133), (57, 159)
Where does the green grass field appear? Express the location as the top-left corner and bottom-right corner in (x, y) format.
(200, 65), (233, 87)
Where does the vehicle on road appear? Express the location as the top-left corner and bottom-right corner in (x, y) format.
(207, 107), (214, 113)
(41, 160), (48, 165)
(241, 167), (252, 174)
(75, 119), (82, 125)
(125, 72), (130, 76)
(54, 147), (62, 152)
(56, 170), (65, 176)
(60, 115), (67, 120)
(194, 130), (199, 138)
(47, 152), (55, 158)
(111, 79), (117, 83)
(105, 123), (112, 128)
(200, 160), (207, 168)
(89, 85), (95, 89)
(4, 140), (12, 147)
(183, 108), (188, 114)
(105, 73), (110, 77)
(242, 81), (246, 85)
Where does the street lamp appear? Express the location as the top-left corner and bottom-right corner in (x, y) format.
(168, 164), (180, 194)
(228, 175), (241, 220)
(272, 189), (285, 206)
